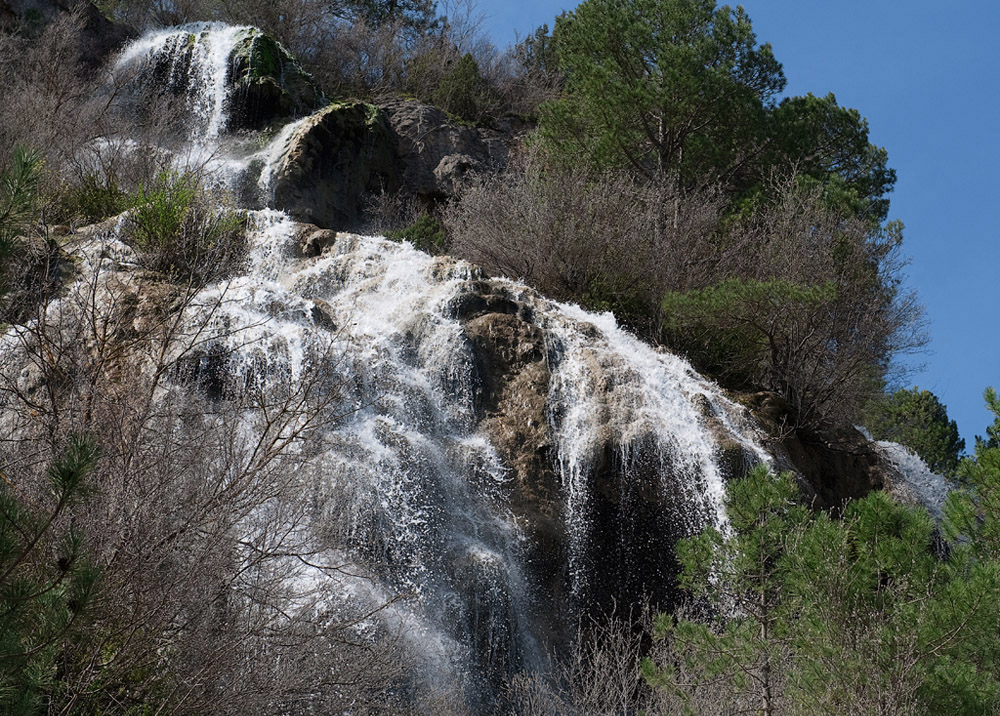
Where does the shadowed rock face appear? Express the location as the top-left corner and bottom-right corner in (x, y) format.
(742, 391), (891, 510)
(270, 98), (518, 230)
(381, 99), (496, 201)
(270, 102), (400, 229)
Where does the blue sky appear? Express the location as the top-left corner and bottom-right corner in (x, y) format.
(480, 0), (1000, 448)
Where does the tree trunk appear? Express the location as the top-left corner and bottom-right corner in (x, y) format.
(759, 587), (773, 716)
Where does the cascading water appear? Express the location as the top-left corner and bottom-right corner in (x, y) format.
(115, 23), (250, 142)
(110, 24), (312, 200)
(22, 23), (783, 707)
(875, 441), (952, 518)
(539, 303), (770, 603)
(162, 212), (772, 701)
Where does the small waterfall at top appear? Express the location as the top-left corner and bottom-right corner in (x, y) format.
(115, 23), (249, 142)
(110, 23), (312, 199)
(42, 23), (778, 708)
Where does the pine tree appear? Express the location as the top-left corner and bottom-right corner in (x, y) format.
(643, 465), (808, 716)
(0, 435), (100, 714)
(648, 464), (1000, 714)
(0, 146), (43, 299)
(946, 387), (1000, 559)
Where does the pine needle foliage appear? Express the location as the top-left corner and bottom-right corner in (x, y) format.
(0, 435), (100, 714)
(0, 146), (43, 297)
(647, 465), (1000, 716)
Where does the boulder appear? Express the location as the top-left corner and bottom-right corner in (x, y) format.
(226, 28), (320, 132)
(284, 222), (339, 258)
(263, 98), (523, 229)
(270, 102), (400, 230)
(381, 99), (503, 201)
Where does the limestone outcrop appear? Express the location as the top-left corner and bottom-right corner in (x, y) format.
(270, 98), (520, 230)
(381, 99), (498, 201)
(269, 102), (400, 229)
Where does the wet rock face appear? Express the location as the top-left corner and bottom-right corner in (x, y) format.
(455, 283), (568, 632)
(226, 28), (320, 131)
(583, 440), (688, 615)
(270, 102), (400, 229)
(452, 280), (716, 629)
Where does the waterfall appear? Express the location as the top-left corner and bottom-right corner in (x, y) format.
(111, 24), (305, 198)
(539, 303), (770, 599)
(875, 441), (952, 518)
(149, 212), (772, 697)
(115, 23), (251, 142)
(12, 23), (781, 708)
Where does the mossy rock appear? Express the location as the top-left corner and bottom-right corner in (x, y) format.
(270, 102), (400, 229)
(227, 28), (321, 131)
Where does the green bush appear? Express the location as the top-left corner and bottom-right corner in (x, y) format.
(59, 173), (130, 225)
(387, 212), (447, 254)
(125, 172), (247, 284)
(434, 53), (484, 122)
(128, 171), (198, 252)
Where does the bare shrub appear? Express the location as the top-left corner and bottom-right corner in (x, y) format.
(362, 187), (423, 236)
(496, 24), (564, 118)
(447, 156), (924, 426)
(309, 16), (414, 100)
(0, 11), (117, 188)
(662, 176), (926, 425)
(443, 149), (726, 333)
(507, 610), (651, 716)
